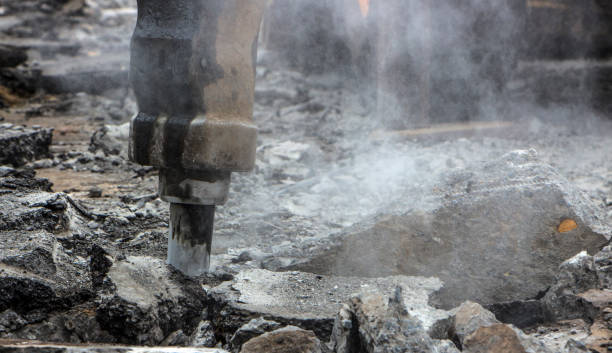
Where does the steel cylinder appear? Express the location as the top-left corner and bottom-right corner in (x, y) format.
(167, 203), (215, 276)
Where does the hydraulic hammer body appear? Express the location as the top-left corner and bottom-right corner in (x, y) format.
(129, 0), (265, 276)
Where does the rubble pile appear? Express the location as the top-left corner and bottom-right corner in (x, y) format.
(0, 124), (52, 166)
(0, 152), (609, 352)
(0, 0), (610, 352)
(288, 150), (609, 308)
(0, 0), (134, 114)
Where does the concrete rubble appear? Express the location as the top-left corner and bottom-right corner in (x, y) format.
(228, 318), (281, 352)
(207, 269), (450, 344)
(443, 302), (552, 353)
(488, 246), (612, 352)
(0, 0), (611, 352)
(461, 324), (551, 353)
(89, 122), (129, 159)
(239, 326), (323, 353)
(288, 150), (610, 308)
(0, 45), (27, 68)
(329, 287), (459, 353)
(0, 124), (52, 166)
(96, 256), (207, 345)
(451, 301), (500, 345)
(543, 251), (606, 322)
(0, 89), (609, 353)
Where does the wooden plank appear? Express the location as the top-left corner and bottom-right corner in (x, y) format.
(369, 121), (515, 141)
(527, 0), (568, 10)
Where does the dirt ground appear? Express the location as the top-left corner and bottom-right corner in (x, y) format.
(0, 0), (611, 287)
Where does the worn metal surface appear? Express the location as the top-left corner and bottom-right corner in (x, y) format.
(159, 168), (230, 205)
(168, 203), (215, 276)
(129, 0), (265, 175)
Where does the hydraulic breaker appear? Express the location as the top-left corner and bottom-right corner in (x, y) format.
(129, 0), (266, 276)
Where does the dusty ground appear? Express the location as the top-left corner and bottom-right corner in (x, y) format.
(0, 0), (611, 352)
(1, 0), (611, 264)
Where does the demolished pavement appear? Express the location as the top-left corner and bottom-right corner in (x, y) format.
(0, 141), (610, 352)
(286, 150), (610, 308)
(0, 0), (611, 350)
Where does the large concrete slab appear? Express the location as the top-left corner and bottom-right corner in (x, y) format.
(289, 150), (610, 308)
(207, 269), (449, 342)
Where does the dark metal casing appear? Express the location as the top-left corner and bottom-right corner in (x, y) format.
(129, 0), (264, 188)
(129, 0), (265, 275)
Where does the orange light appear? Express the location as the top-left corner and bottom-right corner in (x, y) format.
(358, 0), (369, 17)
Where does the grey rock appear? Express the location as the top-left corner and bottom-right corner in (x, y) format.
(0, 228), (92, 319)
(87, 221), (99, 229)
(291, 151), (609, 308)
(498, 248), (610, 334)
(95, 256), (206, 345)
(3, 305), (115, 344)
(89, 244), (113, 289)
(229, 317), (280, 352)
(89, 123), (129, 158)
(0, 190), (69, 231)
(190, 321), (217, 348)
(160, 329), (189, 346)
(451, 301), (499, 345)
(512, 327), (558, 353)
(329, 286), (459, 353)
(240, 326), (322, 353)
(526, 319), (590, 353)
(463, 324), (553, 353)
(0, 45), (27, 68)
(0, 310), (26, 333)
(328, 304), (353, 353)
(0, 167), (15, 177)
(564, 339), (590, 353)
(0, 235), (107, 343)
(486, 300), (547, 329)
(0, 167), (52, 193)
(434, 340), (462, 353)
(0, 126), (53, 167)
(0, 16), (22, 33)
(594, 245), (612, 289)
(31, 158), (55, 169)
(0, 169), (110, 343)
(543, 251), (600, 321)
(208, 269), (449, 344)
(576, 289), (612, 318)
